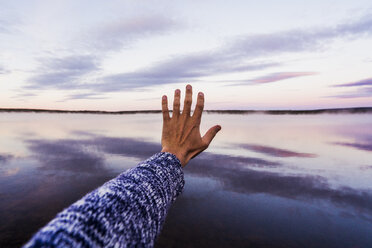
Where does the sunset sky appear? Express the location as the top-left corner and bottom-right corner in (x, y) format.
(1, 0), (372, 110)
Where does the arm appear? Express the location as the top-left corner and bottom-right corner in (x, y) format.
(23, 85), (220, 248)
(24, 152), (184, 248)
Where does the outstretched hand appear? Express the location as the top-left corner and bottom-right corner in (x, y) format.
(161, 84), (221, 167)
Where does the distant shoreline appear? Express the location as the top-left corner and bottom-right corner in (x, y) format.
(1, 107), (372, 115)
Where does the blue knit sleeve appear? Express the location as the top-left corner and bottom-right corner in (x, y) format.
(23, 152), (185, 248)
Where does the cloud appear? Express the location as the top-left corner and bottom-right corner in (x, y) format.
(230, 15), (372, 56)
(0, 65), (9, 74)
(27, 55), (100, 90)
(88, 15), (372, 92)
(327, 86), (372, 99)
(334, 77), (372, 87)
(24, 55), (109, 101)
(328, 77), (372, 98)
(11, 92), (38, 100)
(89, 59), (277, 92)
(89, 15), (178, 52)
(334, 141), (372, 152)
(24, 15), (372, 95)
(29, 52), (276, 93)
(238, 144), (317, 158)
(62, 93), (108, 101)
(0, 19), (11, 34)
(24, 15), (180, 98)
(0, 10), (20, 35)
(247, 72), (316, 84)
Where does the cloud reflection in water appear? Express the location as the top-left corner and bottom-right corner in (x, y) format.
(0, 153), (14, 164)
(26, 134), (372, 216)
(237, 143), (317, 158)
(1, 129), (371, 247)
(27, 139), (106, 173)
(333, 135), (372, 152)
(187, 153), (372, 215)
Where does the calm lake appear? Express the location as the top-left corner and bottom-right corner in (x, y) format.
(0, 112), (371, 247)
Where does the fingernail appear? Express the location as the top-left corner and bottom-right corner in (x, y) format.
(186, 84), (192, 90)
(162, 95), (167, 100)
(198, 92), (204, 97)
(216, 125), (221, 131)
(175, 89), (180, 94)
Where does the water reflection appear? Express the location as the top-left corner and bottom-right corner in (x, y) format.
(186, 153), (372, 216)
(0, 153), (13, 164)
(360, 165), (372, 171)
(238, 144), (317, 158)
(0, 113), (371, 247)
(27, 135), (162, 172)
(91, 136), (161, 159)
(331, 126), (372, 153)
(27, 139), (107, 173)
(158, 177), (372, 248)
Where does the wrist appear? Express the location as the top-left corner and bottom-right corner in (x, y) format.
(161, 148), (186, 167)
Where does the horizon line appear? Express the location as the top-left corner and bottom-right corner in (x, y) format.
(1, 107), (372, 115)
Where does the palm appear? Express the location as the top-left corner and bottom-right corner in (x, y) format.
(161, 85), (221, 167)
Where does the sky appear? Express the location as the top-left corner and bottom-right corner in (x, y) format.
(0, 0), (372, 110)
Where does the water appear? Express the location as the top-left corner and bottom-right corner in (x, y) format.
(0, 113), (371, 247)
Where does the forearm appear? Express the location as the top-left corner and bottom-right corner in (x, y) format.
(23, 152), (184, 248)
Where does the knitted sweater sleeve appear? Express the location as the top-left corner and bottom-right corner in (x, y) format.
(23, 152), (185, 248)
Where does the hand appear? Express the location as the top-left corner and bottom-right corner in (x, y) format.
(161, 84), (221, 167)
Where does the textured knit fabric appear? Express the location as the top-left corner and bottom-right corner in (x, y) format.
(23, 152), (185, 248)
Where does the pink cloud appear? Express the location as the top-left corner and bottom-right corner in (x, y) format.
(251, 72), (317, 84)
(334, 77), (372, 87)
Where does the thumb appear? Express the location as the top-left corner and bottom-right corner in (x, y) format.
(202, 125), (221, 146)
